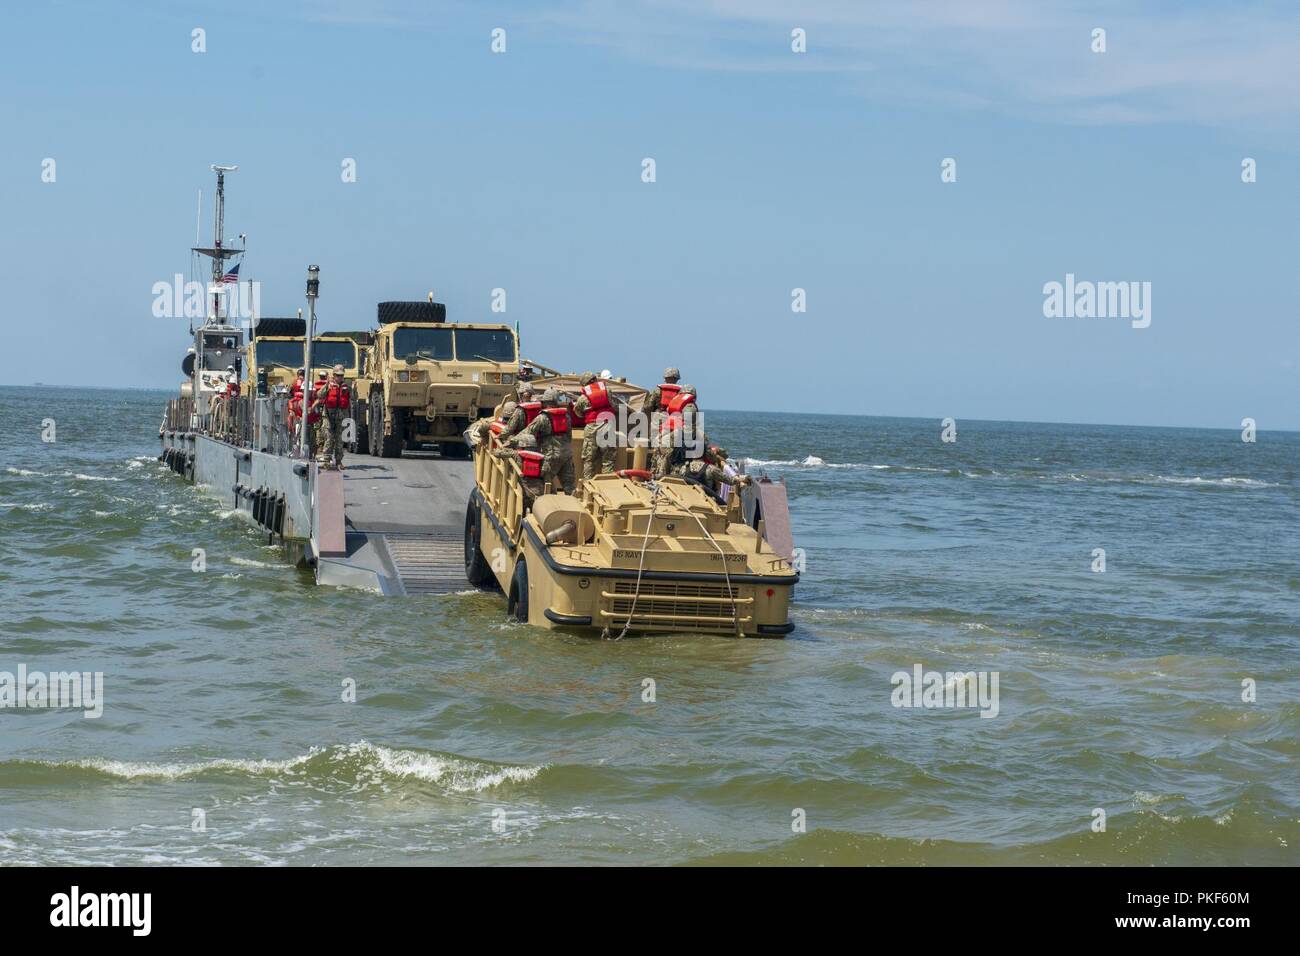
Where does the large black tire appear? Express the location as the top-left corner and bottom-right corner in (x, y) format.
(507, 559), (529, 623)
(349, 402), (369, 456)
(375, 396), (402, 459)
(377, 301), (446, 325)
(464, 499), (496, 589)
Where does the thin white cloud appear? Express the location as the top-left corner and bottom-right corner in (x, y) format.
(537, 0), (1300, 134)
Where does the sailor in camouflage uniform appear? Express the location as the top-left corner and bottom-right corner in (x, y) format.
(492, 431), (546, 507)
(510, 387), (577, 495)
(469, 401), (516, 447)
(672, 442), (751, 498)
(571, 371), (618, 480)
(652, 382), (699, 479)
(501, 383), (536, 439)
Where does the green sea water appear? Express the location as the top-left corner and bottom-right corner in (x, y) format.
(1, 386), (1296, 865)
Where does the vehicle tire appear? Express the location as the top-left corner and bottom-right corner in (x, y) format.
(507, 559), (529, 623)
(349, 404), (369, 456)
(464, 499), (496, 589)
(377, 398), (403, 459)
(376, 300), (446, 325)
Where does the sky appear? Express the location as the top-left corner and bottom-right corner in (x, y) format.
(1, 0), (1296, 429)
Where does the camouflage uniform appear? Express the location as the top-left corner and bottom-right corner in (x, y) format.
(652, 383), (698, 479)
(469, 401), (516, 447)
(313, 371), (348, 470)
(643, 366), (680, 443)
(492, 434), (545, 507)
(501, 403), (531, 440)
(512, 389), (577, 495)
(672, 443), (750, 497)
(571, 371), (618, 480)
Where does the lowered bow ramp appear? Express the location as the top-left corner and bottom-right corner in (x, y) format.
(314, 452), (476, 594)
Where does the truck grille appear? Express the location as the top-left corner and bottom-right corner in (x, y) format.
(604, 580), (747, 628)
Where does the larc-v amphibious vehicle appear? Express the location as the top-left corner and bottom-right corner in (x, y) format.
(464, 373), (799, 636)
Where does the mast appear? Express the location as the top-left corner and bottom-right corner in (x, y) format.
(192, 164), (243, 327)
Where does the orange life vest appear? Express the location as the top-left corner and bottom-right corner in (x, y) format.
(322, 382), (349, 410)
(657, 383), (681, 408)
(226, 381), (239, 397)
(518, 450), (544, 479)
(489, 420), (506, 436)
(581, 381), (613, 425)
(520, 401), (541, 424)
(543, 406), (570, 435)
(662, 391), (695, 432)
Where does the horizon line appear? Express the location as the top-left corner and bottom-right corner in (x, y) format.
(6, 383), (1296, 434)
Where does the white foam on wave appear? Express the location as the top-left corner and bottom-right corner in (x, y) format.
(40, 742), (543, 794)
(0, 501), (52, 512)
(229, 556), (282, 569)
(5, 467), (46, 477)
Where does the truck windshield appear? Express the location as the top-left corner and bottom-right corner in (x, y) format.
(454, 328), (516, 362)
(255, 340), (357, 370)
(312, 341), (357, 370)
(393, 327), (453, 361)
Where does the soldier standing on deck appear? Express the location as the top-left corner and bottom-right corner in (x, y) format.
(571, 371), (618, 479)
(312, 364), (350, 470)
(652, 382), (698, 478)
(510, 387), (577, 495)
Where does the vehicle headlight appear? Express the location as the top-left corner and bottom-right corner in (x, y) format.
(501, 373), (514, 384)
(398, 371), (409, 382)
(486, 372), (501, 384)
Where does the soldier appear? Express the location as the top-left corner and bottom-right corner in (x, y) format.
(312, 364), (351, 470)
(511, 387), (576, 495)
(571, 371), (618, 479)
(501, 383), (538, 439)
(644, 366), (682, 420)
(652, 382), (698, 478)
(673, 442), (751, 499)
(492, 431), (546, 507)
(469, 400), (517, 447)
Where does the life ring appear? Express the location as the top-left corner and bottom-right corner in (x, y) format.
(617, 469), (652, 481)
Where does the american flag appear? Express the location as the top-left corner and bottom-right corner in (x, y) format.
(221, 262), (240, 284)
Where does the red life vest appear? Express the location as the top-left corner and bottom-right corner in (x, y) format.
(662, 391), (695, 432)
(518, 450), (544, 479)
(657, 383), (681, 408)
(226, 381), (239, 397)
(543, 406), (570, 435)
(581, 381), (613, 425)
(489, 420), (506, 436)
(291, 377), (304, 400)
(520, 401), (541, 424)
(323, 382), (349, 409)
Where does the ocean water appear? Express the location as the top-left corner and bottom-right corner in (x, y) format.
(0, 385), (1296, 866)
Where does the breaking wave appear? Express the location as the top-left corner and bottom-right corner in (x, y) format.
(3, 742), (545, 795)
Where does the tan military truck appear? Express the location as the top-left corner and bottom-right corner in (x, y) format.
(246, 317), (365, 394)
(351, 300), (519, 459)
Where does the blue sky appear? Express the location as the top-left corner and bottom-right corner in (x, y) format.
(1, 0), (1296, 428)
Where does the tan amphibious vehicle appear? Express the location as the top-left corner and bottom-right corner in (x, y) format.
(463, 370), (799, 636)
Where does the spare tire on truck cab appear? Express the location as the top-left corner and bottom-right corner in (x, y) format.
(377, 301), (446, 325)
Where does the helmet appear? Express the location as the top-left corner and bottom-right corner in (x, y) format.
(296, 367), (305, 375)
(515, 432), (538, 449)
(517, 382), (535, 397)
(663, 367), (681, 381)
(501, 401), (517, 417)
(332, 364), (345, 375)
(679, 383), (696, 395)
(579, 371), (596, 386)
(540, 388), (559, 404)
